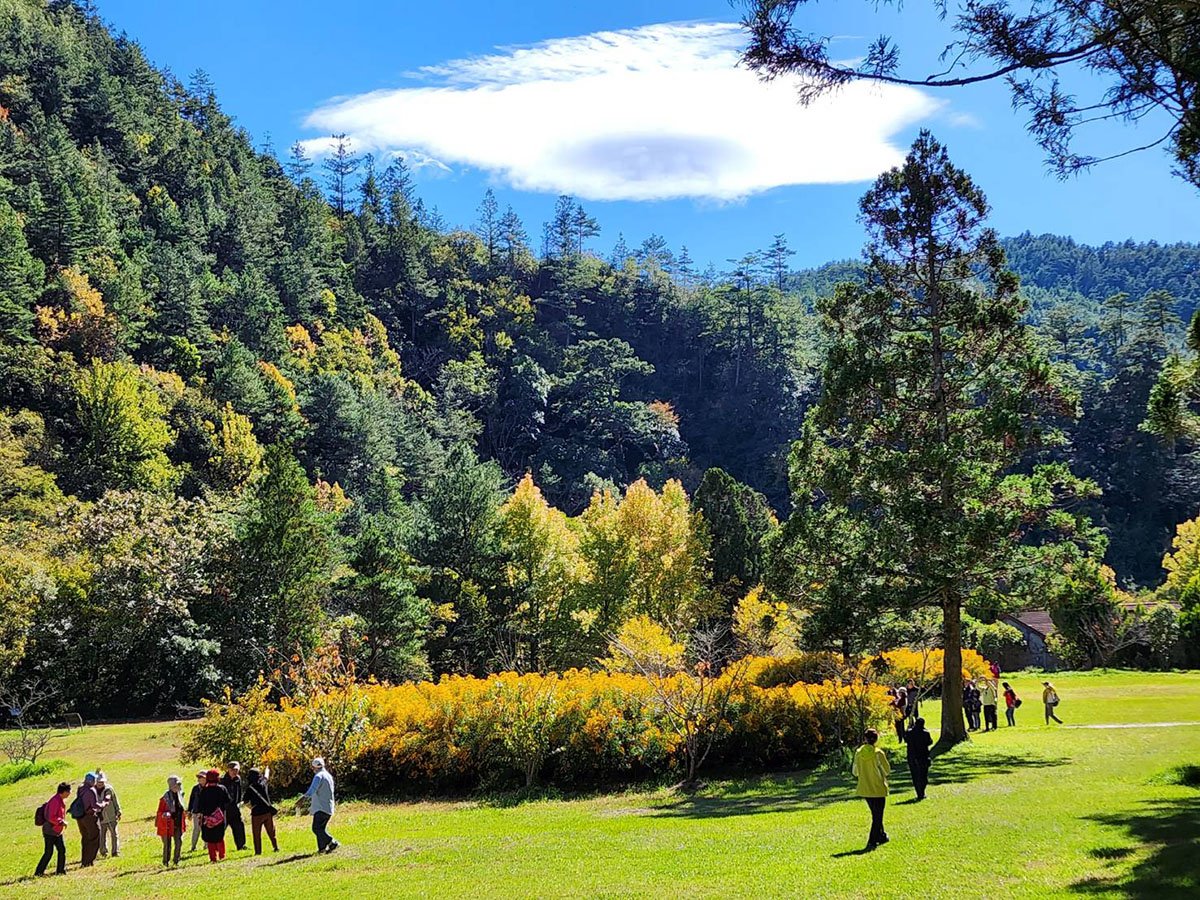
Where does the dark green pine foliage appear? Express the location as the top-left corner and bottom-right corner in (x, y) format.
(693, 467), (776, 609)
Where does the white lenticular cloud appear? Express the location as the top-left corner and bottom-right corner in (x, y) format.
(301, 22), (942, 202)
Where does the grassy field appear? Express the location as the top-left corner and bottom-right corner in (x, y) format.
(1, 670), (1197, 899)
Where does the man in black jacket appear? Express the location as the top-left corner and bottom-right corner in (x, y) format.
(220, 762), (246, 851)
(903, 718), (933, 801)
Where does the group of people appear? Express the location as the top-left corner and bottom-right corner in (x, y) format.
(34, 757), (340, 877)
(34, 771), (121, 876)
(853, 674), (1067, 851)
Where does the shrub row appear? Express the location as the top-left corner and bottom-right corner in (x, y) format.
(184, 664), (891, 793)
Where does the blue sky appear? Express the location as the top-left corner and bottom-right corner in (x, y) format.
(95, 0), (1199, 270)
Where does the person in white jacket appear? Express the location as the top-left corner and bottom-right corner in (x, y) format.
(303, 758), (339, 854)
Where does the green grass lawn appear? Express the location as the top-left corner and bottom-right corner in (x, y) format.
(1, 670), (1198, 899)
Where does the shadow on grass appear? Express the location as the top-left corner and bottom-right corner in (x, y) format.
(261, 853), (313, 867)
(648, 749), (1070, 821)
(1071, 794), (1200, 898)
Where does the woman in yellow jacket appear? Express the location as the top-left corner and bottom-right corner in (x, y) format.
(852, 728), (891, 849)
(1042, 682), (1063, 724)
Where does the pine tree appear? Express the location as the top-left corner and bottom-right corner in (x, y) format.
(0, 200), (44, 342)
(322, 134), (360, 218)
(498, 205), (528, 270)
(766, 233), (795, 292)
(776, 132), (1100, 747)
(475, 189), (500, 265)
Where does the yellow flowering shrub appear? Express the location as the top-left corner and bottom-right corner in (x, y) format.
(863, 648), (992, 687)
(186, 664), (893, 793)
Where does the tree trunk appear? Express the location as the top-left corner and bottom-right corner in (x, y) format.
(938, 596), (968, 748)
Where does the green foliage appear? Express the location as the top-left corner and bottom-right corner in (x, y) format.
(693, 467), (776, 608)
(337, 515), (430, 682)
(221, 446), (341, 685)
(73, 359), (176, 496)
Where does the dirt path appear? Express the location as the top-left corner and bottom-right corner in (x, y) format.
(1062, 721), (1200, 729)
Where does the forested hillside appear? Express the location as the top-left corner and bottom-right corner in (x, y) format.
(0, 0), (1195, 714)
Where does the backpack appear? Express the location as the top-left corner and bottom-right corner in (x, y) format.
(34, 802), (46, 827)
(68, 795), (85, 819)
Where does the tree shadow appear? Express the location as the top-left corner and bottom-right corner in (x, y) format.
(648, 749), (1070, 821)
(1071, 795), (1200, 898)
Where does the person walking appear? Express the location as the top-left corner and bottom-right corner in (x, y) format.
(71, 772), (103, 867)
(187, 770), (206, 853)
(980, 678), (999, 732)
(852, 729), (891, 850)
(903, 717), (933, 801)
(1003, 682), (1019, 727)
(221, 761), (246, 852)
(304, 758), (339, 854)
(198, 769), (230, 862)
(35, 782), (71, 877)
(155, 775), (187, 866)
(963, 679), (982, 732)
(904, 679), (920, 724)
(96, 774), (122, 858)
(245, 767), (279, 855)
(1043, 681), (1064, 724)
(891, 688), (908, 741)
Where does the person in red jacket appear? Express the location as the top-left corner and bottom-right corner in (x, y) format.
(155, 775), (188, 866)
(35, 782), (72, 877)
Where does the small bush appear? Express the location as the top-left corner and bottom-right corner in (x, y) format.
(0, 758), (66, 786)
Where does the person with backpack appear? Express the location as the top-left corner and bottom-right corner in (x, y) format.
(1043, 681), (1064, 724)
(186, 770), (206, 853)
(852, 729), (891, 850)
(1003, 682), (1020, 726)
(70, 772), (104, 867)
(220, 761), (246, 852)
(198, 769), (230, 862)
(903, 717), (933, 801)
(245, 766), (279, 855)
(304, 757), (339, 854)
(155, 775), (187, 866)
(96, 773), (122, 858)
(35, 782), (71, 877)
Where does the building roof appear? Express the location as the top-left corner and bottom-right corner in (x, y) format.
(1002, 609), (1057, 638)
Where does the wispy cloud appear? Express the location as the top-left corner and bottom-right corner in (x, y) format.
(301, 22), (942, 202)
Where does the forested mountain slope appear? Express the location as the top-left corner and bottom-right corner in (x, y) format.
(0, 0), (1195, 714)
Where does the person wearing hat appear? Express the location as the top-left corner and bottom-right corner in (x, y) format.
(186, 770), (206, 853)
(96, 772), (122, 858)
(155, 775), (187, 866)
(303, 758), (339, 854)
(198, 769), (230, 862)
(1042, 681), (1064, 724)
(72, 772), (103, 867)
